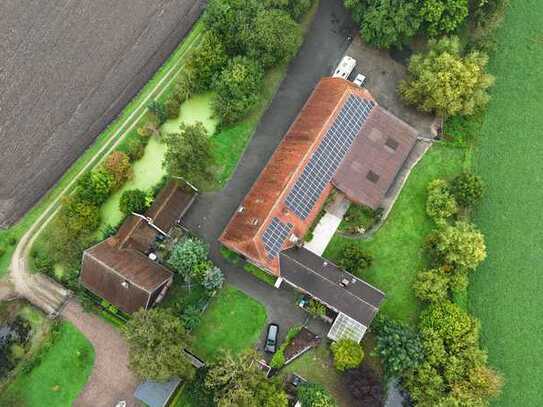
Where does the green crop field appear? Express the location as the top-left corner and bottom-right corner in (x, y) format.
(468, 1), (543, 405)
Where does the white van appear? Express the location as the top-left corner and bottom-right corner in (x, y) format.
(333, 56), (356, 79)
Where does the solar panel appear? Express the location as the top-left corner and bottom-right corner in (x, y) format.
(262, 217), (293, 259)
(285, 95), (375, 219)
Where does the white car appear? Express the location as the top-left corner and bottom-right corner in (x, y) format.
(333, 56), (356, 79)
(353, 73), (366, 87)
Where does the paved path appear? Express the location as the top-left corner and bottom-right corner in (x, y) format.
(183, 0), (356, 341)
(64, 300), (139, 407)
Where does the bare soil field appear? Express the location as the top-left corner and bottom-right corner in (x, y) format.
(0, 0), (205, 227)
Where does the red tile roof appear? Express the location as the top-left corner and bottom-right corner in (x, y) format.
(220, 77), (417, 275)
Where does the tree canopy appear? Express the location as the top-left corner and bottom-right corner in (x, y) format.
(399, 37), (495, 117)
(185, 32), (228, 92)
(168, 238), (209, 284)
(433, 221), (487, 271)
(330, 339), (364, 371)
(297, 382), (337, 407)
(426, 179), (458, 223)
(119, 189), (148, 215)
(419, 0), (469, 36)
(123, 308), (194, 381)
(162, 122), (214, 187)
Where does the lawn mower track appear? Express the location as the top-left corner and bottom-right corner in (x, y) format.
(0, 0), (205, 227)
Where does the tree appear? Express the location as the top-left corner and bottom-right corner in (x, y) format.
(426, 179), (458, 223)
(338, 244), (372, 276)
(203, 0), (261, 55)
(271, 0), (313, 21)
(59, 195), (101, 236)
(419, 0), (469, 36)
(413, 268), (450, 303)
(248, 9), (302, 68)
(162, 122), (214, 187)
(75, 169), (114, 206)
(297, 382), (337, 407)
(205, 349), (288, 407)
(103, 151), (132, 190)
(399, 37), (495, 117)
(433, 221), (486, 271)
(345, 0), (422, 49)
(119, 189), (148, 215)
(203, 266), (225, 291)
(213, 56), (264, 125)
(374, 317), (425, 377)
(307, 298), (326, 318)
(330, 339), (364, 371)
(167, 238), (209, 286)
(147, 100), (167, 125)
(450, 172), (484, 208)
(125, 137), (146, 162)
(185, 32), (228, 91)
(123, 308), (194, 381)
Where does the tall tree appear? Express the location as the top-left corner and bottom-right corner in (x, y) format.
(123, 308), (195, 381)
(419, 0), (469, 36)
(433, 221), (486, 271)
(400, 37), (494, 117)
(185, 32), (228, 92)
(248, 9), (302, 68)
(167, 238), (209, 288)
(162, 122), (214, 187)
(103, 151), (132, 190)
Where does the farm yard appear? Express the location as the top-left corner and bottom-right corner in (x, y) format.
(468, 1), (543, 405)
(0, 0), (205, 228)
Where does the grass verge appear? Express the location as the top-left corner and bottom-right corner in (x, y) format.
(243, 263), (277, 287)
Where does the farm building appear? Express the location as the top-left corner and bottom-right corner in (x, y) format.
(80, 181), (196, 313)
(220, 77), (416, 340)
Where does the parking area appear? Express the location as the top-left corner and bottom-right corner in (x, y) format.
(345, 34), (436, 137)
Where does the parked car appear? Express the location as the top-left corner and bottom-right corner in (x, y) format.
(353, 73), (366, 87)
(333, 55), (356, 80)
(264, 323), (279, 353)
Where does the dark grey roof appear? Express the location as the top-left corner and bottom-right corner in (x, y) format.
(280, 247), (384, 326)
(134, 378), (181, 407)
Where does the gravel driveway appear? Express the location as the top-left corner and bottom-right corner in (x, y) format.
(63, 300), (139, 407)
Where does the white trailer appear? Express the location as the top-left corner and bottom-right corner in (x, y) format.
(333, 55), (356, 79)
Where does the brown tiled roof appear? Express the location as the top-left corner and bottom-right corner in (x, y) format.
(220, 78), (374, 274)
(80, 239), (172, 313)
(80, 180), (195, 313)
(332, 106), (418, 209)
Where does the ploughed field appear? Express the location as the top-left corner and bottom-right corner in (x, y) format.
(0, 0), (205, 227)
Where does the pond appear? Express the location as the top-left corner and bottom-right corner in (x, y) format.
(100, 93), (216, 228)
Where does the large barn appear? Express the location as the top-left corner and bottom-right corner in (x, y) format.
(220, 77), (418, 340)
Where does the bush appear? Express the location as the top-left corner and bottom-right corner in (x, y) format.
(164, 97), (181, 120)
(184, 32), (228, 92)
(450, 172), (484, 208)
(330, 339), (364, 371)
(103, 151), (132, 190)
(374, 316), (425, 377)
(212, 56), (264, 125)
(125, 137), (146, 162)
(147, 100), (167, 125)
(413, 268), (450, 303)
(298, 382), (337, 407)
(338, 244), (373, 276)
(432, 221), (486, 271)
(307, 298), (326, 318)
(119, 189), (148, 215)
(426, 179), (458, 223)
(399, 37), (494, 117)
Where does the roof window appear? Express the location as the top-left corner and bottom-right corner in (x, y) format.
(366, 170), (380, 184)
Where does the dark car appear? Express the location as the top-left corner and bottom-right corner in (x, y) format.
(264, 323), (279, 353)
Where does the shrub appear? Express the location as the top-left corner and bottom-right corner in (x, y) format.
(399, 37), (494, 117)
(307, 298), (326, 318)
(450, 172), (484, 208)
(374, 316), (425, 377)
(247, 9), (302, 68)
(103, 151), (132, 190)
(330, 339), (364, 371)
(413, 268), (450, 302)
(164, 97), (181, 120)
(419, 0), (469, 36)
(203, 266), (224, 291)
(338, 244), (373, 276)
(147, 101), (167, 125)
(433, 221), (486, 271)
(119, 189), (148, 215)
(213, 56), (264, 125)
(298, 382), (337, 407)
(125, 137), (146, 162)
(184, 32), (228, 92)
(426, 179), (458, 223)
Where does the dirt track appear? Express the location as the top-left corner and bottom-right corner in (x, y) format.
(0, 0), (206, 227)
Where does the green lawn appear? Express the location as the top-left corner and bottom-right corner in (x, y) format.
(324, 144), (466, 324)
(1, 322), (94, 407)
(467, 2), (543, 405)
(191, 285), (267, 362)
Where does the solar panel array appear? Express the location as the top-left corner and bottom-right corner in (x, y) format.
(262, 217), (293, 259)
(285, 95), (375, 219)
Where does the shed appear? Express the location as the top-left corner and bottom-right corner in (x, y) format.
(134, 378), (181, 407)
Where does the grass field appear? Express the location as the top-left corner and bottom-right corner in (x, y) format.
(1, 322), (94, 407)
(468, 2), (543, 405)
(324, 144), (466, 323)
(191, 285), (267, 361)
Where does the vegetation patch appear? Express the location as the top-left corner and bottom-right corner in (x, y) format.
(243, 263), (276, 286)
